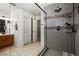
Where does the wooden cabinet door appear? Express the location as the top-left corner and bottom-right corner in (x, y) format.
(0, 35), (14, 48)
(4, 35), (10, 45)
(0, 36), (5, 48)
(8, 35), (14, 45)
(5, 35), (14, 45)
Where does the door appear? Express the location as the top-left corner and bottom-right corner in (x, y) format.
(31, 18), (37, 42)
(24, 17), (31, 44)
(33, 18), (37, 42)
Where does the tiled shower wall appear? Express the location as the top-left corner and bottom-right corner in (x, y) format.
(44, 3), (73, 52)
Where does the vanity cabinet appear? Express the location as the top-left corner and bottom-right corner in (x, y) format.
(0, 35), (14, 48)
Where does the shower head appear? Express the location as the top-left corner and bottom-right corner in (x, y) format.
(54, 6), (62, 13)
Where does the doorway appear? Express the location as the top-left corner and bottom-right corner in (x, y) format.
(37, 20), (41, 41)
(31, 18), (39, 43)
(31, 18), (33, 43)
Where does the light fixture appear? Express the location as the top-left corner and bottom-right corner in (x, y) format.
(10, 3), (16, 6)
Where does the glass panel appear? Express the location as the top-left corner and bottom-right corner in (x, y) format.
(43, 3), (77, 56)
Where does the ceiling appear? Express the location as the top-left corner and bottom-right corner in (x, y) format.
(0, 3), (9, 12)
(0, 3), (52, 16)
(15, 3), (52, 16)
(38, 3), (52, 8)
(15, 3), (41, 16)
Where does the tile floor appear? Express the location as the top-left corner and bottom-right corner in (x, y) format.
(0, 41), (43, 56)
(43, 48), (74, 56)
